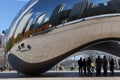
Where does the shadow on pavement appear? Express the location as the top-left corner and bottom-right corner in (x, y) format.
(40, 71), (120, 77)
(0, 71), (120, 78)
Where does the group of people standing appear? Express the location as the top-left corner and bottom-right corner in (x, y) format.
(78, 56), (115, 76)
(18, 43), (31, 51)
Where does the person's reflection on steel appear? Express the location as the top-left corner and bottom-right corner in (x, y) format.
(27, 44), (31, 50)
(21, 43), (25, 49)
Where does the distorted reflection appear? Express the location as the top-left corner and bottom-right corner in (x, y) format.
(6, 0), (120, 52)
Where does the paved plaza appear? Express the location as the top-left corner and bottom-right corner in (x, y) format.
(0, 71), (120, 80)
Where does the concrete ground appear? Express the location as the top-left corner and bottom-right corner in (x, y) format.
(0, 71), (120, 80)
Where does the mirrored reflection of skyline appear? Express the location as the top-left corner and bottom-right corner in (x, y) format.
(32, 0), (110, 18)
(34, 0), (120, 27)
(6, 0), (120, 52)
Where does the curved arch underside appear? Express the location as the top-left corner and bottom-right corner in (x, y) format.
(8, 16), (120, 74)
(8, 40), (120, 74)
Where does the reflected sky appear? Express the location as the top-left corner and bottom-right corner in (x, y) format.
(90, 0), (109, 5)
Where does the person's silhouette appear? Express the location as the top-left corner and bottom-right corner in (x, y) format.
(78, 58), (83, 74)
(27, 44), (31, 50)
(102, 56), (108, 75)
(83, 59), (87, 74)
(95, 56), (102, 76)
(18, 45), (21, 51)
(87, 57), (92, 75)
(21, 43), (25, 48)
(118, 59), (120, 70)
(109, 58), (115, 74)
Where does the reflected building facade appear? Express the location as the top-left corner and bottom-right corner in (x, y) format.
(108, 0), (120, 12)
(49, 4), (66, 26)
(6, 0), (120, 74)
(69, 0), (89, 20)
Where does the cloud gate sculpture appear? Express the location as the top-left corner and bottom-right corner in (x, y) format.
(7, 0), (120, 74)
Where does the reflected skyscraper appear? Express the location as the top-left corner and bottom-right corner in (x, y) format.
(108, 0), (120, 12)
(69, 0), (89, 18)
(50, 4), (66, 25)
(14, 12), (33, 38)
(32, 12), (46, 29)
(25, 18), (34, 32)
(36, 13), (46, 25)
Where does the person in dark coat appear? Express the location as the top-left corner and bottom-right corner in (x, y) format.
(109, 58), (115, 74)
(95, 56), (102, 76)
(83, 59), (87, 74)
(87, 57), (92, 75)
(102, 56), (108, 75)
(78, 58), (83, 74)
(18, 45), (21, 51)
(21, 43), (25, 48)
(118, 59), (120, 70)
(27, 44), (31, 50)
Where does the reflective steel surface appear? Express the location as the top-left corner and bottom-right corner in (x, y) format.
(6, 0), (120, 74)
